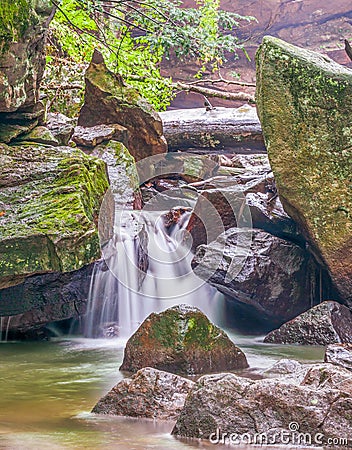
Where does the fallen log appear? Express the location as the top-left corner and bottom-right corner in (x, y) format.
(160, 105), (265, 152)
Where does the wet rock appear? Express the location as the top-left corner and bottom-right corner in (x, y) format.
(0, 143), (110, 289)
(264, 301), (352, 345)
(263, 359), (302, 377)
(160, 105), (264, 151)
(72, 124), (128, 148)
(120, 304), (248, 375)
(16, 125), (59, 146)
(256, 36), (352, 304)
(325, 344), (352, 371)
(172, 364), (352, 445)
(192, 228), (319, 324)
(92, 367), (194, 420)
(0, 1), (56, 112)
(186, 168), (300, 250)
(46, 112), (76, 146)
(0, 263), (94, 339)
(78, 50), (167, 161)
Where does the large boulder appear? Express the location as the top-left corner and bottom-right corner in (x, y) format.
(78, 50), (167, 161)
(172, 363), (352, 446)
(264, 301), (352, 345)
(0, 0), (56, 112)
(92, 367), (194, 420)
(192, 228), (320, 324)
(0, 143), (109, 289)
(120, 304), (248, 375)
(256, 36), (352, 304)
(325, 344), (352, 371)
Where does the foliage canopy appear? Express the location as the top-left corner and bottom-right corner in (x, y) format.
(44, 0), (255, 113)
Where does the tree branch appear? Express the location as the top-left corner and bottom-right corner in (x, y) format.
(174, 82), (255, 103)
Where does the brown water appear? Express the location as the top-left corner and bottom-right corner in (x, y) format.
(0, 334), (325, 450)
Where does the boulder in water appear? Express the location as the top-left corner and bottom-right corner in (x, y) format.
(256, 36), (352, 305)
(264, 301), (352, 345)
(172, 363), (352, 445)
(192, 228), (319, 324)
(120, 304), (248, 375)
(78, 50), (167, 161)
(92, 367), (194, 420)
(325, 344), (352, 371)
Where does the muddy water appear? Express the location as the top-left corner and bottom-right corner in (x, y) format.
(0, 335), (324, 450)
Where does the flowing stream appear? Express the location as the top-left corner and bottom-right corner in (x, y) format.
(84, 208), (224, 338)
(0, 336), (325, 450)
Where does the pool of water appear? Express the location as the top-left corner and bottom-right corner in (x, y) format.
(0, 334), (325, 449)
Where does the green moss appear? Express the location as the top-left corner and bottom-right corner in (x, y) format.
(0, 143), (109, 280)
(0, 0), (35, 51)
(256, 36), (352, 299)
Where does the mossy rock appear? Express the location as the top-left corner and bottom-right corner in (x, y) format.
(78, 50), (167, 161)
(120, 304), (248, 375)
(0, 143), (109, 289)
(256, 36), (352, 303)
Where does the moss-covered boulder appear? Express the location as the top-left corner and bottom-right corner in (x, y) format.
(0, 0), (55, 112)
(256, 36), (352, 303)
(120, 304), (248, 375)
(0, 143), (109, 289)
(78, 50), (167, 161)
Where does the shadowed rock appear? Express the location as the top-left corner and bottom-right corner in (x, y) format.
(264, 301), (352, 345)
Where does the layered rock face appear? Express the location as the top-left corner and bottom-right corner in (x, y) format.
(256, 36), (352, 304)
(92, 367), (194, 420)
(120, 305), (248, 375)
(0, 0), (56, 112)
(78, 50), (167, 161)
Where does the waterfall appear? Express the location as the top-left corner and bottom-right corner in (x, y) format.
(84, 208), (223, 338)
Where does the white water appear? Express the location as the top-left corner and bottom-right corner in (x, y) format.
(84, 209), (224, 338)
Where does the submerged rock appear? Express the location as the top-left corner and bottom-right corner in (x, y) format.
(256, 36), (352, 304)
(0, 143), (109, 289)
(92, 367), (194, 420)
(120, 304), (248, 375)
(264, 301), (352, 345)
(78, 50), (167, 161)
(172, 363), (352, 445)
(263, 359), (302, 377)
(192, 228), (319, 324)
(325, 344), (352, 371)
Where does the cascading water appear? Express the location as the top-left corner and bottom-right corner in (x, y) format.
(84, 208), (224, 338)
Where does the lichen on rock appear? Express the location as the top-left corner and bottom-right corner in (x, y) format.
(256, 36), (352, 304)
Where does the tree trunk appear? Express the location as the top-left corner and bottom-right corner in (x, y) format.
(160, 107), (265, 152)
